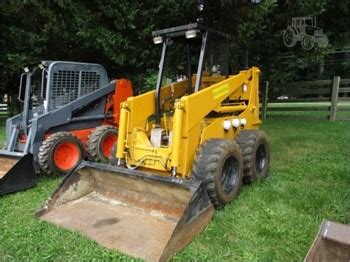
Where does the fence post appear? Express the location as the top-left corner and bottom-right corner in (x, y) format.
(330, 76), (340, 121)
(261, 81), (269, 120)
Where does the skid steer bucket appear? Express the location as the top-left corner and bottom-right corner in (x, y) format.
(305, 220), (350, 262)
(37, 162), (214, 261)
(0, 152), (36, 195)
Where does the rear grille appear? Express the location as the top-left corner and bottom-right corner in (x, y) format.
(80, 71), (100, 96)
(50, 70), (101, 110)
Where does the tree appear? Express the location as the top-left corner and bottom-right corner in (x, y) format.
(1, 0), (349, 114)
(0, 0), (198, 101)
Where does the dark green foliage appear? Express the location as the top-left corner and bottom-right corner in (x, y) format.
(204, 0), (349, 82)
(0, 0), (349, 109)
(0, 0), (198, 97)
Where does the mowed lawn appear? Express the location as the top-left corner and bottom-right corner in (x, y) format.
(1, 118), (349, 261)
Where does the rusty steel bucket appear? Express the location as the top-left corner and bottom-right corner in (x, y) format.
(0, 152), (36, 195)
(37, 162), (214, 261)
(305, 220), (350, 262)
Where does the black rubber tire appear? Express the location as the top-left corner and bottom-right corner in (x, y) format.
(38, 132), (85, 176)
(236, 130), (270, 183)
(87, 125), (118, 163)
(109, 143), (118, 165)
(192, 139), (243, 209)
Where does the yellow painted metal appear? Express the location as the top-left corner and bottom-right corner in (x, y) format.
(170, 100), (184, 169)
(116, 104), (128, 159)
(199, 117), (239, 144)
(116, 67), (261, 178)
(127, 129), (171, 171)
(214, 104), (248, 113)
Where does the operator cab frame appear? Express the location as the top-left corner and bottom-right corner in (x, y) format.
(152, 23), (230, 124)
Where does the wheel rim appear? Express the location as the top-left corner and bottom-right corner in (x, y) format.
(256, 144), (267, 176)
(284, 31), (294, 46)
(221, 156), (239, 195)
(53, 142), (80, 171)
(302, 36), (314, 50)
(101, 133), (117, 158)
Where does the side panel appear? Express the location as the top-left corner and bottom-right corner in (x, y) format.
(175, 67), (260, 176)
(30, 82), (116, 160)
(238, 68), (261, 127)
(111, 79), (133, 125)
(182, 70), (252, 133)
(5, 114), (22, 146)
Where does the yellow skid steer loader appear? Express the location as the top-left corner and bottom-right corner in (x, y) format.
(37, 24), (270, 261)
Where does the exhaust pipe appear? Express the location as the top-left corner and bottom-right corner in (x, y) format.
(0, 152), (36, 195)
(37, 162), (214, 261)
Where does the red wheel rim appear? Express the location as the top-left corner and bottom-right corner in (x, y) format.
(101, 134), (117, 158)
(53, 142), (80, 171)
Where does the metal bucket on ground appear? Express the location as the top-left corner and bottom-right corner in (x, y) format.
(37, 162), (214, 262)
(305, 220), (350, 262)
(0, 152), (36, 195)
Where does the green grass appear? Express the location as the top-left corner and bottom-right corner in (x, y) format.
(1, 119), (349, 261)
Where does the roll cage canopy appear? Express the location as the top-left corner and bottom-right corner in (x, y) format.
(152, 23), (230, 39)
(152, 23), (230, 124)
